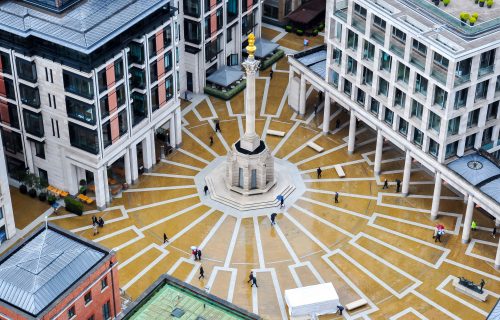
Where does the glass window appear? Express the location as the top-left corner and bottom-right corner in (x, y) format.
(384, 109), (394, 125)
(487, 101), (499, 120)
(34, 141), (45, 159)
(332, 48), (342, 65)
(102, 301), (111, 320)
(433, 52), (449, 68)
(454, 88), (468, 109)
(394, 89), (406, 108)
(373, 15), (386, 30)
(482, 126), (493, 146)
(378, 78), (389, 96)
(347, 30), (358, 51)
(392, 27), (406, 43)
(344, 79), (352, 96)
(479, 49), (495, 75)
(84, 291), (92, 305)
(66, 97), (96, 124)
(379, 51), (391, 72)
(2, 78), (16, 100)
(411, 99), (423, 119)
(23, 109), (44, 137)
(335, 22), (342, 40)
(347, 56), (357, 75)
(496, 75), (500, 93)
(101, 277), (108, 290)
(131, 93), (147, 126)
(354, 4), (367, 17)
(362, 67), (373, 85)
(398, 119), (408, 135)
(397, 63), (410, 84)
(227, 0), (238, 21)
(447, 117), (460, 136)
(428, 139), (439, 157)
(263, 4), (278, 19)
(15, 58), (37, 82)
(68, 123), (99, 154)
(413, 128), (423, 146)
(357, 88), (365, 105)
(329, 70), (339, 88)
(68, 306), (76, 319)
(1, 129), (23, 154)
(370, 98), (379, 115)
(445, 141), (458, 159)
(475, 80), (489, 101)
(0, 51), (12, 74)
(433, 86), (448, 109)
(412, 39), (427, 55)
(467, 109), (480, 128)
(465, 134), (476, 150)
(428, 111), (441, 132)
(0, 103), (20, 129)
(415, 74), (427, 95)
(128, 42), (145, 65)
(184, 20), (201, 44)
(19, 84), (40, 108)
(63, 71), (94, 99)
(363, 41), (375, 60)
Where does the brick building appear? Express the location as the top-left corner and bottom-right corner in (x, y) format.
(0, 224), (120, 320)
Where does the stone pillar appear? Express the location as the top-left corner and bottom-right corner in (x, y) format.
(402, 151), (412, 196)
(374, 130), (383, 175)
(169, 118), (176, 147)
(95, 168), (107, 210)
(150, 130), (157, 165)
(348, 111), (356, 154)
(288, 67), (294, 87)
(65, 161), (78, 195)
(130, 144), (139, 183)
(124, 149), (132, 185)
(430, 172), (442, 220)
(462, 195), (474, 244)
(322, 92), (331, 134)
(240, 51), (260, 152)
(103, 166), (111, 205)
(299, 75), (306, 115)
(143, 135), (153, 172)
(175, 107), (182, 147)
(495, 237), (500, 270)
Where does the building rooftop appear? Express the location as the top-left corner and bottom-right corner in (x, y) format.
(0, 224), (108, 317)
(295, 46), (327, 79)
(120, 275), (261, 320)
(0, 0), (170, 54)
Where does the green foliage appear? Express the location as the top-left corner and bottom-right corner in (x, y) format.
(296, 29), (304, 36)
(64, 196), (83, 216)
(469, 16), (477, 24)
(204, 80), (247, 100)
(443, 0), (450, 5)
(479, 0), (485, 3)
(318, 23), (325, 31)
(285, 25), (293, 32)
(486, 0), (493, 6)
(312, 29), (319, 36)
(472, 12), (479, 18)
(460, 12), (470, 21)
(260, 50), (285, 70)
(48, 195), (56, 205)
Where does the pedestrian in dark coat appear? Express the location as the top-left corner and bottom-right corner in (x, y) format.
(251, 276), (258, 288)
(248, 271), (254, 284)
(395, 179), (401, 193)
(270, 213), (277, 225)
(317, 167), (322, 179)
(98, 217), (104, 227)
(493, 226), (497, 239)
(269, 70), (273, 80)
(196, 249), (202, 260)
(163, 233), (169, 243)
(199, 266), (205, 279)
(92, 215), (98, 225)
(204, 185), (209, 195)
(215, 120), (221, 132)
(209, 136), (214, 146)
(334, 192), (339, 203)
(335, 119), (340, 129)
(383, 179), (388, 189)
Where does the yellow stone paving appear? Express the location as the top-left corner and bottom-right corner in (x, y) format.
(46, 54), (500, 320)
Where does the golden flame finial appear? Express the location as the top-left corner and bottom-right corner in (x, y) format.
(246, 33), (256, 58)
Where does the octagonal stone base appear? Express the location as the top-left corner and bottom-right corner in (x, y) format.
(195, 157), (305, 218)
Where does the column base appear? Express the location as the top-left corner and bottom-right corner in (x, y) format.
(97, 205), (106, 211)
(132, 179), (138, 185)
(495, 264), (500, 270)
(348, 150), (354, 155)
(461, 238), (470, 244)
(374, 171), (380, 176)
(322, 131), (329, 135)
(430, 214), (438, 220)
(176, 143), (183, 148)
(403, 192), (409, 197)
(144, 167), (152, 173)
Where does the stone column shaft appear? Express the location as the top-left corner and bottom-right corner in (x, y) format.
(322, 92), (331, 134)
(124, 149), (132, 185)
(402, 151), (412, 196)
(462, 195), (474, 244)
(299, 75), (306, 115)
(430, 172), (441, 220)
(495, 237), (500, 270)
(374, 130), (383, 175)
(348, 111), (356, 154)
(175, 107), (183, 147)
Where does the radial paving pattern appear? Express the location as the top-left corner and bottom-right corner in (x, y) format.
(49, 49), (499, 319)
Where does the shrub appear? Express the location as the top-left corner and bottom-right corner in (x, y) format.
(296, 29), (304, 36)
(48, 195), (56, 205)
(312, 29), (319, 36)
(486, 0), (493, 7)
(204, 80), (247, 100)
(79, 179), (87, 186)
(64, 196), (83, 216)
(443, 0), (450, 5)
(38, 192), (47, 202)
(260, 49), (285, 70)
(28, 188), (37, 198)
(318, 23), (325, 31)
(285, 25), (293, 32)
(469, 16), (477, 24)
(20, 184), (28, 194)
(472, 12), (479, 18)
(460, 12), (470, 21)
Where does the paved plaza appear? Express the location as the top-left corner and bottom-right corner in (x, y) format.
(48, 30), (499, 319)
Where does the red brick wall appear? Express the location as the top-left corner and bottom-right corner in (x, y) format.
(0, 255), (121, 320)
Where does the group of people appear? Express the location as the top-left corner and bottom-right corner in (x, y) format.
(382, 179), (401, 193)
(433, 224), (446, 242)
(92, 215), (105, 235)
(192, 247), (202, 260)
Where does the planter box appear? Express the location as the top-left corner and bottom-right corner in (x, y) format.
(204, 79), (247, 100)
(260, 49), (285, 70)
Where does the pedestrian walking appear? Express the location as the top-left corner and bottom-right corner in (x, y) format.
(314, 104), (318, 115)
(199, 266), (205, 279)
(335, 119), (340, 129)
(383, 179), (389, 189)
(248, 271), (254, 284)
(98, 217), (105, 228)
(92, 215), (98, 225)
(166, 131), (170, 145)
(471, 220), (477, 231)
(395, 179), (401, 193)
(317, 167), (322, 179)
(336, 305), (344, 315)
(269, 70), (273, 80)
(280, 197), (284, 208)
(215, 120), (221, 132)
(163, 233), (169, 243)
(334, 192), (339, 203)
(251, 275), (258, 288)
(93, 223), (99, 236)
(493, 226), (497, 239)
(192, 246), (198, 260)
(209, 136), (214, 146)
(270, 213), (277, 226)
(204, 185), (209, 196)
(435, 229), (444, 242)
(196, 249), (202, 261)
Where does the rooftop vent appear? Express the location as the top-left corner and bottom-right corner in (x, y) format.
(171, 308), (185, 318)
(399, 15), (430, 33)
(21, 0), (82, 13)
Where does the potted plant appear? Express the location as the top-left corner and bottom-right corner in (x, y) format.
(48, 195), (56, 205)
(64, 196), (83, 216)
(486, 0), (493, 7)
(28, 187), (37, 198)
(79, 179), (87, 195)
(475, 0), (479, 4)
(312, 29), (319, 36)
(296, 29), (304, 36)
(285, 25), (293, 32)
(472, 12), (479, 19)
(318, 23), (325, 31)
(36, 178), (48, 201)
(443, 0), (450, 5)
(469, 16), (477, 25)
(434, 0), (439, 6)
(479, 0), (485, 7)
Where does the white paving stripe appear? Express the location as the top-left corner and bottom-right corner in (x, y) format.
(272, 121), (301, 156)
(274, 223), (300, 264)
(224, 218), (242, 267)
(162, 208), (216, 248)
(294, 142), (348, 166)
(139, 202), (204, 231)
(465, 239), (498, 263)
(283, 132), (323, 161)
(160, 159), (202, 171)
(208, 118), (231, 152)
(122, 252), (168, 291)
(128, 193), (199, 213)
(182, 127), (220, 158)
(300, 196), (370, 220)
(300, 159), (365, 173)
(412, 291), (461, 320)
(124, 185), (196, 193)
(389, 308), (429, 320)
(178, 148), (210, 164)
(198, 213), (227, 250)
(444, 259), (500, 281)
(253, 216), (266, 269)
(119, 244), (168, 270)
(292, 204), (355, 238)
(143, 172), (194, 179)
(306, 188), (378, 200)
(285, 212), (330, 253)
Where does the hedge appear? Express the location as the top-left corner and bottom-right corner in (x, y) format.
(64, 196), (83, 216)
(260, 50), (285, 70)
(204, 79), (246, 100)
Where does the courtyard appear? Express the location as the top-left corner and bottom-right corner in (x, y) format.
(46, 28), (500, 319)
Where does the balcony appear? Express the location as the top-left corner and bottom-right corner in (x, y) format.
(334, 0), (347, 22)
(431, 66), (447, 85)
(478, 65), (494, 78)
(410, 52), (426, 71)
(351, 16), (366, 34)
(370, 29), (385, 46)
(454, 71), (470, 87)
(389, 41), (405, 58)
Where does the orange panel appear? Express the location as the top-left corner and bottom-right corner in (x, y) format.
(0, 76), (5, 98)
(110, 114), (120, 143)
(211, 13), (217, 35)
(156, 31), (164, 55)
(106, 63), (115, 88)
(158, 80), (166, 107)
(210, 0), (216, 9)
(157, 54), (165, 78)
(108, 90), (118, 114)
(0, 100), (9, 125)
(247, 0), (252, 11)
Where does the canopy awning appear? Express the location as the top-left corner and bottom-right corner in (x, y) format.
(243, 38), (280, 58)
(206, 66), (244, 87)
(287, 0), (326, 25)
